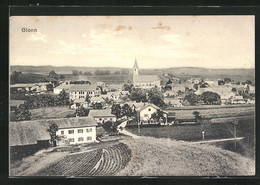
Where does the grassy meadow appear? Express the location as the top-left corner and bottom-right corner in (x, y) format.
(30, 106), (75, 120)
(119, 137), (255, 176)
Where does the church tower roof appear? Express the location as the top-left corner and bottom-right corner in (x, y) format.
(133, 58), (138, 69)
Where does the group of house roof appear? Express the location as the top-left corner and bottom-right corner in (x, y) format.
(10, 101), (169, 147)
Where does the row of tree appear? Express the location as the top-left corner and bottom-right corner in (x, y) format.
(184, 91), (221, 106)
(24, 90), (70, 109)
(129, 87), (165, 107)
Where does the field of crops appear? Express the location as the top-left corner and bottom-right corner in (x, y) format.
(170, 106), (254, 120)
(33, 143), (131, 176)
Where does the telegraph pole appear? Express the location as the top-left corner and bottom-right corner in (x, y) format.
(138, 113), (140, 134)
(234, 120), (238, 151)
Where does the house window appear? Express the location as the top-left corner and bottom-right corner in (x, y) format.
(78, 137), (84, 142)
(69, 130), (74, 134)
(86, 128), (92, 133)
(69, 138), (74, 143)
(87, 136), (92, 141)
(78, 129), (83, 133)
(61, 131), (64, 135)
(144, 114), (149, 117)
(148, 108), (151, 111)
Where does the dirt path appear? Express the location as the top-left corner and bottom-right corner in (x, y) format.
(190, 137), (244, 144)
(119, 129), (141, 139)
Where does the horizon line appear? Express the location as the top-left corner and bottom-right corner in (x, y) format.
(10, 65), (255, 70)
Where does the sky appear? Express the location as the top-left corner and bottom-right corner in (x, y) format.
(9, 16), (254, 69)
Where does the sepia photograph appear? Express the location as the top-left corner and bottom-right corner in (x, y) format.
(9, 15), (255, 176)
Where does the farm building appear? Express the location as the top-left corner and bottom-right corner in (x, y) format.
(10, 117), (98, 160)
(56, 117), (98, 146)
(132, 59), (161, 89)
(88, 109), (116, 124)
(127, 102), (169, 124)
(69, 84), (101, 101)
(10, 83), (37, 94)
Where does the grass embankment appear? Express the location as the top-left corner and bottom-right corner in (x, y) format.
(30, 106), (75, 120)
(119, 137), (255, 176)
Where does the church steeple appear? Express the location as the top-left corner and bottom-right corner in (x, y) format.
(133, 58), (139, 75)
(133, 58), (139, 86)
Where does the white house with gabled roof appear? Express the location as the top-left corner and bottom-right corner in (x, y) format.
(56, 117), (98, 146)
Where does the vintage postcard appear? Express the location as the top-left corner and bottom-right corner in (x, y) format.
(9, 15), (255, 176)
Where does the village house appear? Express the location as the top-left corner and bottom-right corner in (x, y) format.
(9, 117), (98, 160)
(69, 84), (101, 102)
(186, 78), (202, 84)
(204, 79), (219, 86)
(10, 83), (37, 94)
(127, 102), (168, 124)
(56, 117), (98, 146)
(53, 84), (72, 94)
(88, 109), (116, 124)
(133, 59), (161, 89)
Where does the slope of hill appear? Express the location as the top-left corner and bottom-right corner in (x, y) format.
(10, 136), (255, 176)
(119, 137), (254, 176)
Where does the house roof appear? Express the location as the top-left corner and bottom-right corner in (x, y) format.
(10, 117), (97, 146)
(88, 109), (115, 118)
(138, 103), (160, 112)
(136, 75), (159, 83)
(54, 84), (72, 90)
(91, 96), (105, 102)
(10, 83), (36, 88)
(69, 84), (99, 92)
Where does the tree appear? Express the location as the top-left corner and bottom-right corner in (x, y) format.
(224, 78), (231, 83)
(84, 71), (92, 76)
(123, 84), (133, 92)
(93, 102), (103, 109)
(193, 84), (199, 90)
(184, 93), (200, 106)
(193, 111), (202, 124)
(85, 93), (91, 107)
(111, 104), (122, 120)
(48, 71), (59, 80)
(148, 88), (165, 107)
(151, 109), (165, 123)
(79, 71), (83, 75)
(231, 88), (237, 93)
(59, 74), (65, 79)
(47, 123), (59, 147)
(75, 106), (89, 117)
(121, 104), (132, 119)
(201, 91), (221, 105)
(114, 71), (120, 75)
(164, 85), (172, 91)
(11, 104), (31, 121)
(166, 79), (173, 85)
(10, 71), (22, 84)
(72, 70), (79, 76)
(102, 121), (117, 133)
(130, 89), (147, 102)
(59, 89), (68, 106)
(245, 80), (252, 85)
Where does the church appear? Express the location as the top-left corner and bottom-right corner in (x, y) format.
(133, 59), (161, 89)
